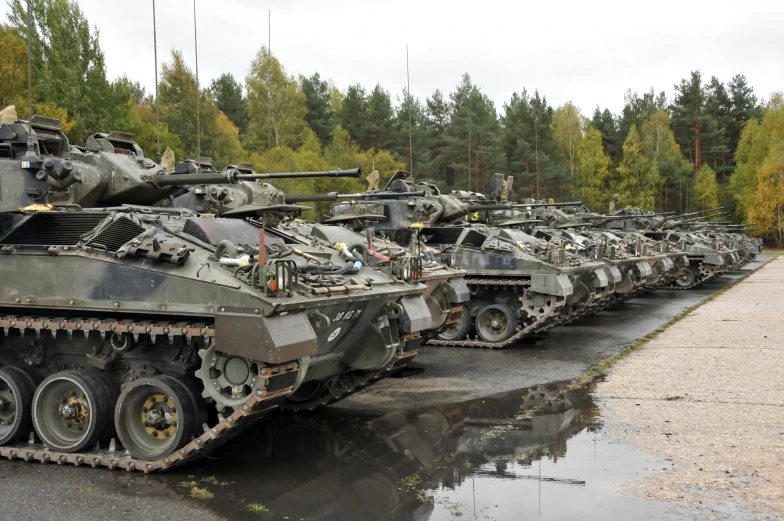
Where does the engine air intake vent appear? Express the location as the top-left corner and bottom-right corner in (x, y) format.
(0, 212), (108, 246)
(88, 216), (146, 252)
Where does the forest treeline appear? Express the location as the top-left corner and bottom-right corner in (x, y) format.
(1, 0), (783, 242)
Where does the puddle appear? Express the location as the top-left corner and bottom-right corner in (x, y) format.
(77, 380), (699, 521)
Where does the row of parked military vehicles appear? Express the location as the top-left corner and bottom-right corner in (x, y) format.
(0, 115), (761, 471)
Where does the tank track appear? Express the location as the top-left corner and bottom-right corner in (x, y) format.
(426, 299), (565, 349)
(669, 263), (725, 291)
(0, 315), (300, 473)
(282, 337), (420, 412)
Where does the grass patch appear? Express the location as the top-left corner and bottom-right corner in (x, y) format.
(178, 480), (198, 488)
(573, 253), (780, 386)
(190, 487), (214, 500)
(201, 475), (219, 485)
(664, 395), (684, 401)
(248, 503), (269, 513)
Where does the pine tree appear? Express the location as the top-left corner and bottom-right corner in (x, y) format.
(501, 90), (535, 191)
(618, 88), (667, 144)
(727, 74), (761, 168)
(590, 107), (621, 162)
(445, 74), (505, 193)
(300, 73), (335, 145)
(702, 76), (732, 177)
(671, 71), (711, 173)
(367, 85), (393, 151)
(210, 73), (247, 132)
(423, 89), (452, 185)
(339, 84), (371, 149)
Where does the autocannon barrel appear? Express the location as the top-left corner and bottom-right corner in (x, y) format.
(668, 206), (725, 220)
(465, 203), (514, 213)
(512, 201), (583, 208)
(152, 172), (236, 187)
(235, 168), (362, 180)
(284, 190), (426, 203)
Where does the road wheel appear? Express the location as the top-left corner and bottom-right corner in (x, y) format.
(475, 304), (517, 343)
(437, 308), (472, 341)
(673, 266), (697, 289)
(32, 371), (113, 452)
(114, 376), (198, 461)
(0, 367), (36, 446)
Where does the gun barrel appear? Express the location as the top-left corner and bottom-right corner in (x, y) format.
(284, 192), (340, 203)
(152, 172), (236, 187)
(285, 190), (427, 203)
(513, 200), (583, 208)
(343, 190), (426, 199)
(465, 203), (513, 213)
(235, 168), (362, 180)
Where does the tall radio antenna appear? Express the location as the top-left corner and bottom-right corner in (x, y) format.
(406, 44), (413, 175)
(152, 0), (160, 156)
(193, 0), (201, 159)
(26, 0), (32, 117)
(267, 9), (271, 173)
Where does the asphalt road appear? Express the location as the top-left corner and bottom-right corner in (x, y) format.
(0, 255), (771, 521)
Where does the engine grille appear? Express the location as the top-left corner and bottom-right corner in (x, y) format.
(0, 212), (107, 246)
(89, 216), (146, 251)
(0, 213), (145, 252)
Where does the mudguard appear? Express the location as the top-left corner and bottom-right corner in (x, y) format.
(530, 273), (574, 297)
(592, 268), (609, 288)
(215, 308), (318, 363)
(399, 295), (433, 333)
(446, 278), (470, 303)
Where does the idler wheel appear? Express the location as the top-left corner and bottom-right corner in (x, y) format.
(522, 290), (557, 318)
(674, 266), (698, 288)
(0, 367), (36, 446)
(437, 308), (472, 341)
(114, 376), (198, 461)
(32, 371), (113, 453)
(475, 304), (517, 343)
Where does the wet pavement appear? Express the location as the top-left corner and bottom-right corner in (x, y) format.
(0, 255), (772, 521)
(339, 258), (768, 413)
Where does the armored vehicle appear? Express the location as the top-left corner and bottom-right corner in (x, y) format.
(161, 158), (469, 345)
(645, 209), (739, 289)
(302, 171), (613, 348)
(519, 203), (686, 296)
(0, 116), (435, 471)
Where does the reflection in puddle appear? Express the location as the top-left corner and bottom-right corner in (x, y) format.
(100, 380), (684, 521)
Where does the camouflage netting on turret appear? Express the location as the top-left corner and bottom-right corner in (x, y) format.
(0, 105), (17, 124)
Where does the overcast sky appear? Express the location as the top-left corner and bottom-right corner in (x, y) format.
(3, 0), (782, 115)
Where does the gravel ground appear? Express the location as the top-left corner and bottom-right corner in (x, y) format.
(596, 254), (784, 520)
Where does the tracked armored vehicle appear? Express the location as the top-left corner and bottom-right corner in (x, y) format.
(644, 209), (739, 289)
(160, 158), (469, 346)
(302, 171), (613, 348)
(0, 117), (435, 471)
(519, 203), (686, 297)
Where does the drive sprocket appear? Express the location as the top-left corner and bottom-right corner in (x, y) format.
(195, 343), (266, 414)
